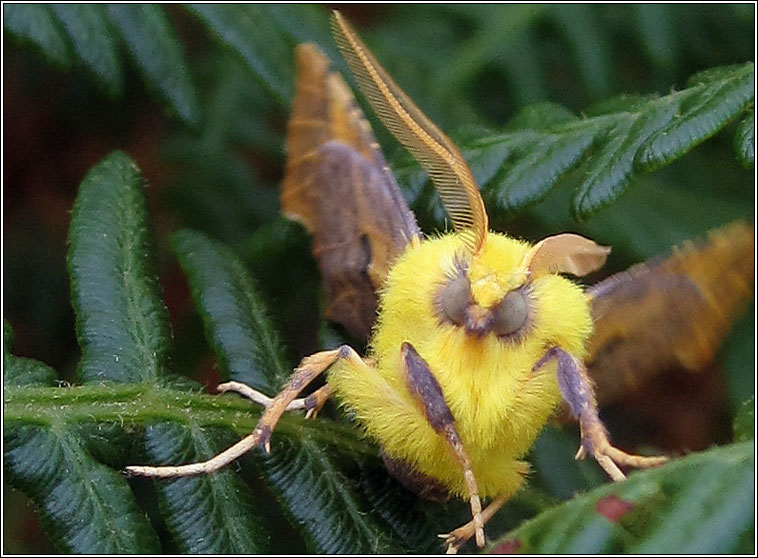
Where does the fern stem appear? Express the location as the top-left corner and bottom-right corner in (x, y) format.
(3, 383), (376, 456)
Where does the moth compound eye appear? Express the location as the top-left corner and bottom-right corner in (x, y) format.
(492, 288), (528, 337)
(437, 274), (471, 326)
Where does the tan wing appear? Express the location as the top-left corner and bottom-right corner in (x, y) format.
(330, 11), (488, 255)
(281, 43), (420, 341)
(586, 222), (754, 406)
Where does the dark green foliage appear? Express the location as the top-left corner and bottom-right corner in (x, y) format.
(4, 424), (161, 554)
(49, 4), (123, 98)
(67, 151), (173, 384)
(529, 426), (605, 500)
(400, 63), (754, 222)
(735, 110), (755, 168)
(171, 229), (290, 392)
(4, 5), (754, 555)
(186, 4), (295, 105)
(4, 321), (58, 388)
(106, 5), (199, 125)
(7, 153), (168, 553)
(488, 442), (754, 554)
(4, 4), (72, 67)
(635, 64), (754, 172)
(186, 4), (335, 107)
(4, 4), (198, 122)
(259, 438), (401, 554)
(733, 397), (755, 443)
(143, 422), (269, 553)
(5, 319), (161, 553)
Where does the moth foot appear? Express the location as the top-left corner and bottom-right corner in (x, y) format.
(586, 442), (668, 482)
(438, 519), (485, 554)
(217, 380), (332, 421)
(217, 380), (275, 407)
(303, 385), (332, 419)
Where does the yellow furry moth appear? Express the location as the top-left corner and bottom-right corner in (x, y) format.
(127, 11), (754, 553)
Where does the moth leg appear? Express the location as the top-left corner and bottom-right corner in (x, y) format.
(125, 347), (357, 478)
(534, 347), (668, 482)
(217, 380), (333, 418)
(400, 342), (485, 551)
(302, 384), (333, 419)
(440, 494), (509, 554)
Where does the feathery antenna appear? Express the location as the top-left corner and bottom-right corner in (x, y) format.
(330, 10), (488, 254)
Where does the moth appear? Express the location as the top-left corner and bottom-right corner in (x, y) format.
(127, 11), (755, 553)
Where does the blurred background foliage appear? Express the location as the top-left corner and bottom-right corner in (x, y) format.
(3, 4), (754, 553)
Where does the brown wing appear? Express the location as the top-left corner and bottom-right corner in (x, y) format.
(585, 222), (754, 406)
(281, 43), (420, 341)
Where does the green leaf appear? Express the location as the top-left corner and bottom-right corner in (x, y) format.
(4, 380), (394, 552)
(4, 424), (161, 553)
(187, 4), (296, 105)
(67, 151), (173, 384)
(4, 382), (379, 554)
(106, 4), (199, 125)
(49, 4), (123, 97)
(260, 437), (401, 553)
(4, 322), (160, 553)
(551, 4), (612, 98)
(4, 354), (59, 388)
(7, 172), (168, 554)
(5, 153), (170, 553)
(358, 459), (443, 552)
(4, 3), (71, 68)
(171, 229), (290, 392)
(481, 126), (599, 218)
(735, 110), (754, 168)
(733, 397), (754, 442)
(394, 63), (753, 223)
(65, 154), (276, 553)
(143, 422), (270, 553)
(584, 93), (659, 116)
(488, 442), (754, 554)
(6, 4), (200, 123)
(636, 63), (754, 171)
(505, 102), (578, 130)
(722, 308), (755, 413)
(4, 321), (59, 388)
(529, 426), (605, 501)
(137, 392), (276, 554)
(573, 100), (679, 219)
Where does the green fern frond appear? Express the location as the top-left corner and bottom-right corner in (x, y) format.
(489, 442), (754, 554)
(4, 4), (198, 123)
(395, 63), (753, 222)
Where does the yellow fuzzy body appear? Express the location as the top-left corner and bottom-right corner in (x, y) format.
(328, 231), (594, 499)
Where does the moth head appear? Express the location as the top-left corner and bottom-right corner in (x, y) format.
(436, 233), (609, 339)
(435, 267), (530, 340)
